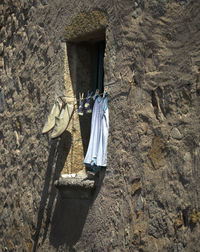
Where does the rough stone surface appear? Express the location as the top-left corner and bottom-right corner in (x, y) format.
(171, 127), (183, 140)
(0, 0), (200, 251)
(55, 177), (95, 190)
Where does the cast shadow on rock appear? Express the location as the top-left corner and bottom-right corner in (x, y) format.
(33, 131), (72, 252)
(49, 167), (106, 250)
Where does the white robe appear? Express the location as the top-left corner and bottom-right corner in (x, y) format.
(84, 96), (109, 167)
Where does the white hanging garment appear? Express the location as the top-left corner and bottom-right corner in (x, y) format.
(84, 95), (109, 167)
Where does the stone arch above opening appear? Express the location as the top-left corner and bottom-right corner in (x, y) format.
(65, 10), (107, 42)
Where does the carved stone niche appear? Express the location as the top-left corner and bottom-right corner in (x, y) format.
(55, 10), (107, 199)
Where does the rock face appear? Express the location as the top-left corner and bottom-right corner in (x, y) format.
(0, 0), (200, 251)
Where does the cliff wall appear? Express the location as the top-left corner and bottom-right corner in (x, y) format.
(0, 0), (200, 251)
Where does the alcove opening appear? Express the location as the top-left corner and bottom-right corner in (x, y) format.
(55, 29), (106, 199)
(71, 39), (105, 156)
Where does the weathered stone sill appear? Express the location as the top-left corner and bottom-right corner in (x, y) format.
(54, 177), (95, 199)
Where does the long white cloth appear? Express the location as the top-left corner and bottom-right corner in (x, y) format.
(84, 96), (109, 167)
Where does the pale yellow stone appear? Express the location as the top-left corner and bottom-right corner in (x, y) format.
(0, 57), (4, 68)
(61, 43), (85, 175)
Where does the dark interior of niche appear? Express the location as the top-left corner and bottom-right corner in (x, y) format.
(67, 29), (105, 156)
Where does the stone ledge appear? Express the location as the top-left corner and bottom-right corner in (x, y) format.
(54, 177), (96, 199)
